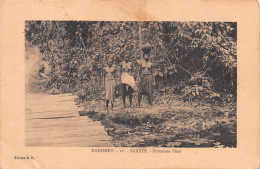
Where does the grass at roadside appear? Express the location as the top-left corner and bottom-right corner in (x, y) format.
(79, 95), (236, 148)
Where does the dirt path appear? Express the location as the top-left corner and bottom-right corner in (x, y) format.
(25, 93), (113, 147)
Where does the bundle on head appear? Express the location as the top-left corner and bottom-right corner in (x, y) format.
(141, 43), (152, 54)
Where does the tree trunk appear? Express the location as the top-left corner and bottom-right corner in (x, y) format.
(138, 21), (143, 60)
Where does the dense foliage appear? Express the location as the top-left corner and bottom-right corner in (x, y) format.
(25, 21), (237, 104)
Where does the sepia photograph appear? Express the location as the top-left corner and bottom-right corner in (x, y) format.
(1, 0), (260, 168)
(25, 21), (237, 148)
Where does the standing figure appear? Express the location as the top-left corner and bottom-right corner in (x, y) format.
(103, 55), (117, 111)
(120, 55), (136, 108)
(137, 43), (155, 107)
(38, 64), (46, 77)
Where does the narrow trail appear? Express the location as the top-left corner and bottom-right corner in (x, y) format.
(25, 93), (113, 147)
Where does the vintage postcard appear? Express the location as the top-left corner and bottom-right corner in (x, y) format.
(0, 0), (259, 169)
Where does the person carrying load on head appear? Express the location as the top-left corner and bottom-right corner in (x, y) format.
(119, 54), (136, 108)
(137, 43), (155, 108)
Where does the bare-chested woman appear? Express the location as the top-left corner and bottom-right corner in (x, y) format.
(103, 55), (117, 111)
(137, 43), (155, 108)
(119, 55), (136, 107)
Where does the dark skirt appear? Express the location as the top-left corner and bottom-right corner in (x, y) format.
(139, 74), (153, 95)
(121, 83), (134, 96)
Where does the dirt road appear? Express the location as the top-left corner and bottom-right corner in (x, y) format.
(25, 93), (113, 147)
